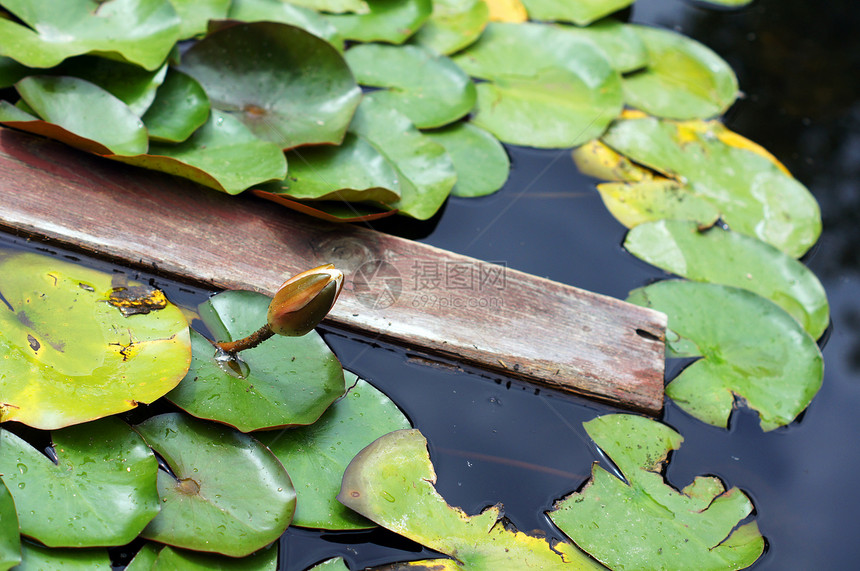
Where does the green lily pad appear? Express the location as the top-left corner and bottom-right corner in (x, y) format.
(345, 44), (476, 129)
(4, 76), (148, 156)
(113, 109), (286, 194)
(601, 116), (822, 257)
(0, 56), (30, 88)
(266, 133), (401, 204)
(166, 290), (345, 432)
(306, 558), (350, 571)
(697, 0), (753, 7)
(597, 179), (720, 228)
(0, 481), (20, 571)
(167, 0), (231, 39)
(453, 22), (623, 148)
(0, 418), (159, 547)
(338, 429), (603, 569)
(325, 0), (432, 44)
(627, 280), (824, 430)
(142, 68), (210, 143)
(0, 251), (191, 429)
(349, 94), (457, 219)
(179, 21), (361, 148)
(623, 25), (738, 119)
(424, 121), (510, 198)
(565, 19), (648, 73)
(289, 0), (370, 13)
(256, 373), (411, 530)
(12, 543), (111, 570)
(625, 220), (830, 339)
(0, 0), (180, 70)
(549, 414), (765, 570)
(521, 0), (634, 26)
(125, 544), (161, 571)
(151, 545), (278, 570)
(410, 0), (490, 55)
(136, 413), (296, 557)
(228, 0), (345, 50)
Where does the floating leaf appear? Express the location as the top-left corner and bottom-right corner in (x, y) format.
(424, 121), (510, 198)
(484, 0), (527, 22)
(345, 44), (476, 129)
(306, 558), (351, 571)
(549, 414), (764, 570)
(521, 0), (634, 26)
(179, 21), (361, 148)
(697, 0), (753, 6)
(256, 374), (411, 530)
(2, 76), (148, 156)
(339, 429), (603, 569)
(254, 190), (399, 222)
(623, 25), (738, 119)
(167, 0), (231, 39)
(453, 22), (623, 148)
(113, 109), (286, 194)
(137, 413), (296, 557)
(289, 0), (369, 13)
(325, 0), (432, 44)
(0, 418), (159, 547)
(13, 542), (111, 570)
(0, 56), (29, 88)
(0, 252), (190, 429)
(566, 19), (648, 73)
(142, 68), (210, 143)
(601, 116), (822, 257)
(228, 0), (344, 49)
(410, 0), (490, 55)
(625, 220), (830, 339)
(151, 545), (278, 570)
(597, 179), (721, 228)
(125, 544), (161, 571)
(349, 94), (457, 219)
(0, 0), (180, 70)
(0, 481), (20, 571)
(571, 138), (650, 182)
(627, 280), (824, 430)
(166, 290), (345, 431)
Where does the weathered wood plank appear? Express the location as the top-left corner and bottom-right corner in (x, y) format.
(0, 127), (666, 413)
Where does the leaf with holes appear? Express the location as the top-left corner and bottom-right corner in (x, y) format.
(0, 251), (190, 430)
(0, 418), (159, 547)
(549, 414), (764, 570)
(136, 413), (296, 557)
(179, 21), (361, 149)
(166, 290), (345, 432)
(256, 373), (411, 530)
(338, 429), (603, 568)
(627, 280), (823, 430)
(453, 22), (623, 148)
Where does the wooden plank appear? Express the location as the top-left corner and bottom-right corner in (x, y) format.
(0, 127), (666, 414)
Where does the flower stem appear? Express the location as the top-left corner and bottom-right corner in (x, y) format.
(215, 323), (274, 354)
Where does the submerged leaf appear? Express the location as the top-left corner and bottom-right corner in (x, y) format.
(136, 413), (296, 557)
(345, 44), (476, 129)
(256, 373), (411, 530)
(549, 414), (764, 570)
(625, 220), (830, 339)
(325, 0), (432, 44)
(179, 21), (361, 148)
(453, 22), (623, 148)
(424, 121), (510, 198)
(601, 116), (821, 257)
(0, 252), (191, 429)
(627, 280), (823, 430)
(0, 418), (159, 547)
(0, 0), (180, 70)
(521, 0), (635, 26)
(623, 25), (738, 119)
(167, 290), (345, 431)
(410, 0), (489, 55)
(339, 429), (603, 569)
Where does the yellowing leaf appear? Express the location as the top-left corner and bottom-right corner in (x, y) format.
(485, 0), (527, 22)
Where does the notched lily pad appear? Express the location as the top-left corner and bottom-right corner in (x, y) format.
(0, 252), (191, 429)
(338, 429), (603, 568)
(179, 21), (361, 149)
(453, 22), (623, 148)
(325, 0), (433, 44)
(549, 414), (764, 570)
(627, 280), (824, 431)
(256, 373), (411, 530)
(136, 413), (296, 557)
(166, 290), (345, 432)
(0, 417), (159, 547)
(625, 220), (830, 339)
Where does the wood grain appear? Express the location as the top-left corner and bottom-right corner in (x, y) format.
(0, 127), (666, 413)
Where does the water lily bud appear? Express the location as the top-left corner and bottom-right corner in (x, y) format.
(267, 264), (344, 336)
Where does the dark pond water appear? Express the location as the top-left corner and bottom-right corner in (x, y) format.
(4, 0), (859, 568)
